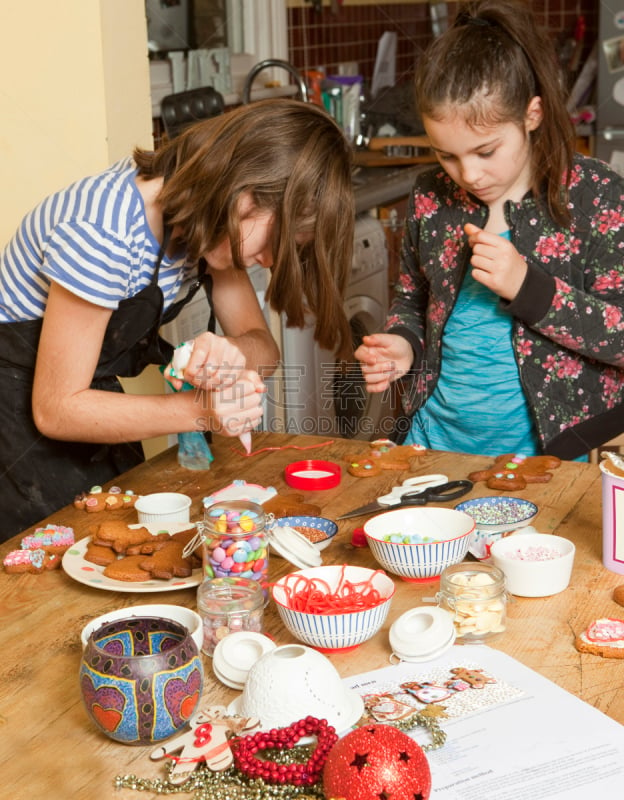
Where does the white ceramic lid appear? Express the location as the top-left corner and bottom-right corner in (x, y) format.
(267, 524), (323, 569)
(212, 631), (276, 689)
(389, 606), (456, 663)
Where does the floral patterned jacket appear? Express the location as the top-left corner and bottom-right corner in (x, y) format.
(386, 154), (624, 459)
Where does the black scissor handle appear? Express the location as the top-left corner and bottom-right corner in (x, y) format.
(400, 479), (473, 506)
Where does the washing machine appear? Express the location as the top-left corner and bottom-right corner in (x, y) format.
(275, 214), (395, 440)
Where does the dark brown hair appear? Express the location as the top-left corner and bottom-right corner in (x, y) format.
(415, 0), (575, 225)
(134, 99), (355, 358)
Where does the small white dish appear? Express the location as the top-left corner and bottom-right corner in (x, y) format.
(490, 532), (575, 597)
(212, 631), (276, 689)
(80, 603), (203, 651)
(135, 492), (192, 524)
(267, 524), (323, 569)
(389, 606), (456, 663)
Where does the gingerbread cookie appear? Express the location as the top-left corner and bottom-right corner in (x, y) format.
(90, 521), (164, 554)
(468, 453), (561, 491)
(613, 585), (624, 607)
(84, 542), (118, 567)
(74, 485), (139, 512)
(139, 541), (193, 580)
(103, 554), (153, 582)
(574, 618), (624, 659)
(346, 440), (426, 477)
(3, 548), (61, 574)
(20, 523), (74, 555)
(262, 493), (321, 519)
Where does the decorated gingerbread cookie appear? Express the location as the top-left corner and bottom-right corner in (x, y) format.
(468, 453), (561, 491)
(74, 485), (139, 512)
(346, 439), (427, 477)
(574, 618), (624, 659)
(3, 548), (61, 574)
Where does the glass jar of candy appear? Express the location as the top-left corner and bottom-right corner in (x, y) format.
(437, 562), (507, 643)
(197, 577), (264, 656)
(201, 500), (268, 598)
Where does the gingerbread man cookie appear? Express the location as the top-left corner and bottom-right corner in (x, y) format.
(468, 453), (561, 491)
(346, 440), (427, 477)
(74, 485), (139, 512)
(262, 493), (321, 519)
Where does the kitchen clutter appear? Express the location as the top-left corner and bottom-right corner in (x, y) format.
(41, 435), (616, 799)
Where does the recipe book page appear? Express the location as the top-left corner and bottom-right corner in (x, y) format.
(343, 644), (624, 799)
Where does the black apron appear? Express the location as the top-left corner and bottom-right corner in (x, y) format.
(0, 242), (212, 542)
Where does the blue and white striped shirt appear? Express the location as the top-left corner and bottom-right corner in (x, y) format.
(0, 158), (189, 322)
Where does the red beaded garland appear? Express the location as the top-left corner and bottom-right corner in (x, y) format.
(232, 716), (337, 786)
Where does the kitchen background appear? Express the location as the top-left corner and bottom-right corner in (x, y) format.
(0, 0), (614, 457)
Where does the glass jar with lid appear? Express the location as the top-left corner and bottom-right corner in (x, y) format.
(201, 500), (268, 599)
(197, 576), (264, 657)
(437, 562), (507, 642)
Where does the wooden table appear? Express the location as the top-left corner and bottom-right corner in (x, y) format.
(1, 433), (622, 799)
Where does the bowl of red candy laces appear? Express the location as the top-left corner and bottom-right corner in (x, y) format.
(271, 564), (395, 652)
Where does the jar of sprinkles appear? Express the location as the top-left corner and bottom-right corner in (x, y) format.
(201, 500), (268, 597)
(437, 562), (507, 643)
(197, 577), (264, 656)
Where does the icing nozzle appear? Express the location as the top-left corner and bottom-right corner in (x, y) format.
(239, 431), (252, 455)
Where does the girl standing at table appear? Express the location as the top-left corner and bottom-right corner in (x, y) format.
(0, 99), (354, 541)
(356, 0), (624, 460)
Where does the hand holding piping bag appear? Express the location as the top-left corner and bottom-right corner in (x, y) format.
(165, 341), (261, 453)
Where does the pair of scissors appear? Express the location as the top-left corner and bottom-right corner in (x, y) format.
(337, 475), (473, 520)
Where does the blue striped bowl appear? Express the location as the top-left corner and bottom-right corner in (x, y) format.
(271, 565), (395, 652)
(364, 507), (475, 582)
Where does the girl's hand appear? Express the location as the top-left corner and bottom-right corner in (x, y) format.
(206, 369), (266, 438)
(464, 223), (528, 301)
(172, 332), (247, 391)
(354, 333), (414, 393)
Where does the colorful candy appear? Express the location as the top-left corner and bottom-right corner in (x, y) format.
(201, 502), (268, 592)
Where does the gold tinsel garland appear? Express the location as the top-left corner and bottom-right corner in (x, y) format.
(115, 713), (445, 800)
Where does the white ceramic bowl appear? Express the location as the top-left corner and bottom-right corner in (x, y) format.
(135, 492), (192, 524)
(80, 603), (203, 651)
(228, 643), (364, 732)
(363, 507), (475, 582)
(271, 565), (395, 652)
(490, 532), (575, 597)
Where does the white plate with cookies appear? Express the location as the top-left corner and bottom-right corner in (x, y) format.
(61, 521), (202, 592)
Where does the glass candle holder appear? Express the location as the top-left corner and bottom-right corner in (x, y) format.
(197, 577), (264, 656)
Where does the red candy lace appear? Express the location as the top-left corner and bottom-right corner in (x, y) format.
(277, 564), (387, 613)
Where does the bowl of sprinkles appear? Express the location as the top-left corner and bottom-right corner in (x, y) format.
(490, 532), (575, 597)
(271, 564), (395, 652)
(363, 507), (475, 582)
(455, 496), (538, 560)
(455, 496), (538, 535)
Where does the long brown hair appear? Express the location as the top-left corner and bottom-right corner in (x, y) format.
(415, 0), (575, 226)
(134, 99), (355, 358)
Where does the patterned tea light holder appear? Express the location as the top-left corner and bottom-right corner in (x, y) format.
(79, 616), (203, 745)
